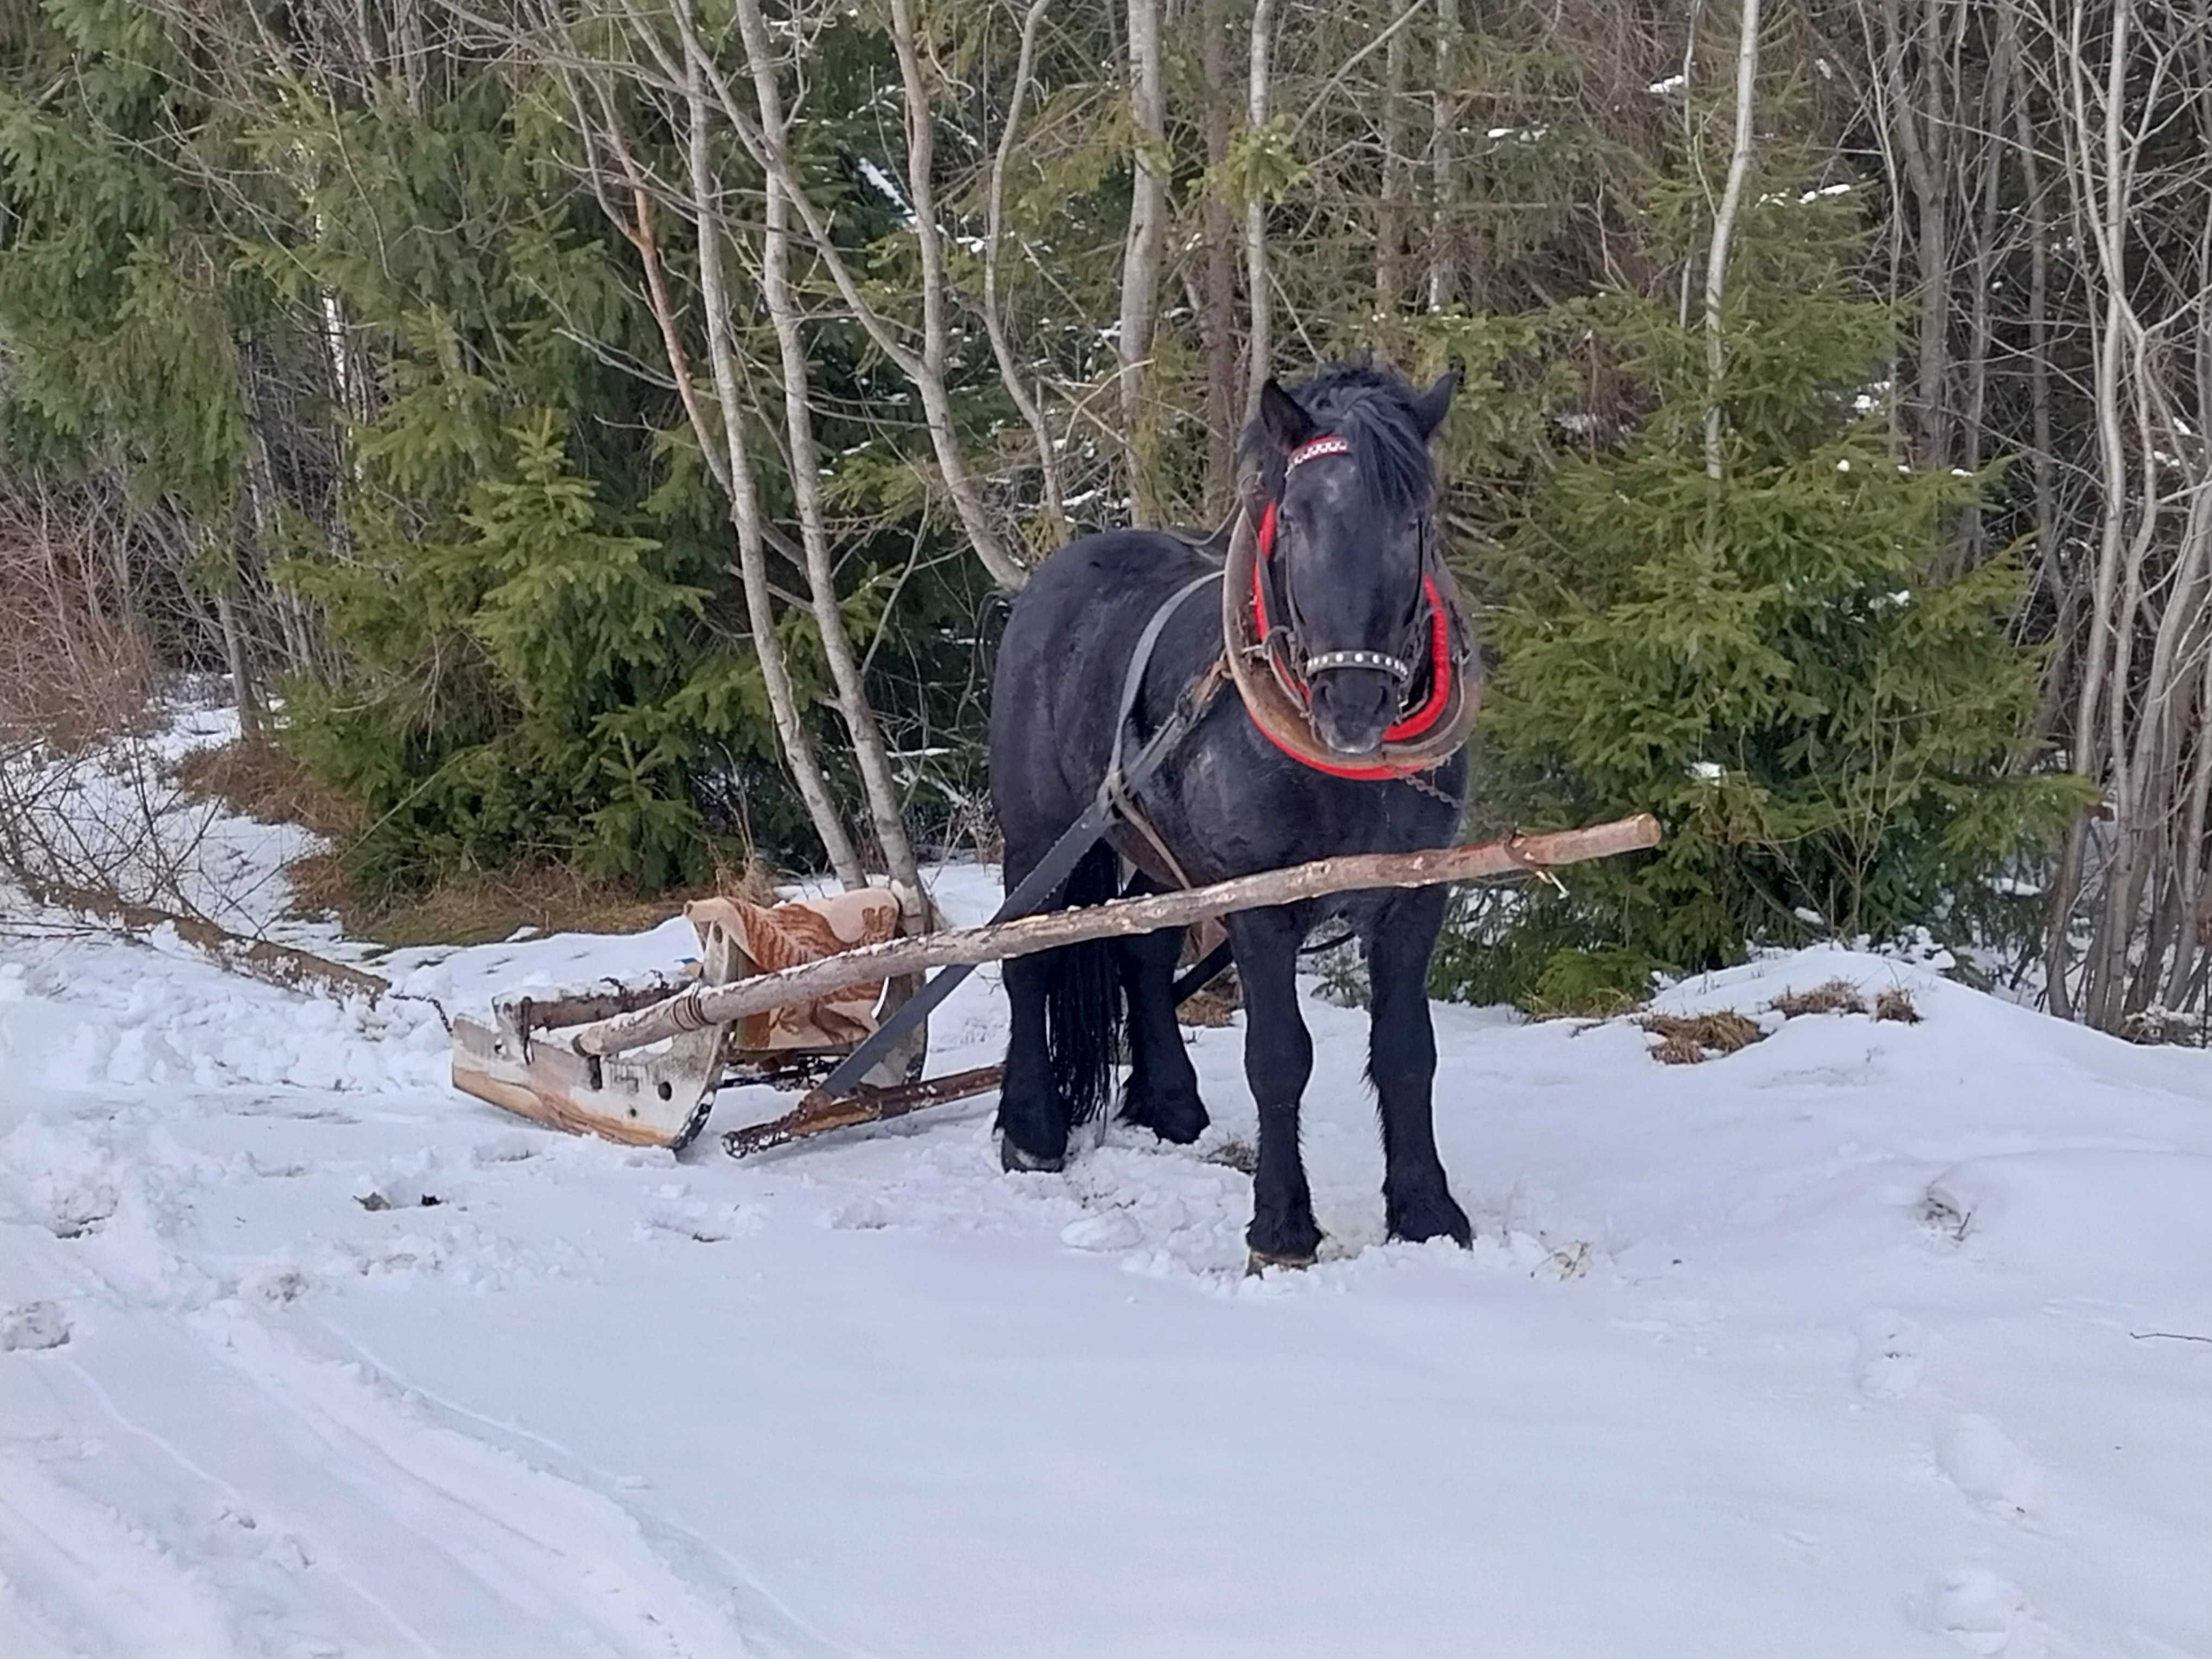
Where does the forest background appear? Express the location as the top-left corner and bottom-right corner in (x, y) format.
(2, 0), (2207, 1037)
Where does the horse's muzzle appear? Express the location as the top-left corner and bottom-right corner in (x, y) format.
(1308, 666), (1396, 757)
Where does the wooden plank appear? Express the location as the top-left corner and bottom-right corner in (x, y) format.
(570, 814), (1661, 1061)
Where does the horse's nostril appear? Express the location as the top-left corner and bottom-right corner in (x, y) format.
(1313, 668), (1392, 722)
(1310, 667), (1394, 755)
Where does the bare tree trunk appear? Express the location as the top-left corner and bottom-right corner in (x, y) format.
(2163, 645), (2212, 1007)
(1703, 0), (1761, 482)
(1426, 0), (1458, 312)
(2165, 65), (2212, 1009)
(1378, 12), (1410, 315)
(1243, 0), (1277, 419)
(2009, 0), (2059, 602)
(1675, 1), (1705, 330)
(982, 0), (1070, 543)
(883, 0), (1020, 562)
(544, 21), (866, 888)
(1876, 0), (1958, 468)
(1952, 37), (2007, 571)
(1118, 0), (1168, 524)
(671, 0), (1030, 592)
(1201, 0), (1240, 519)
(678, 28), (866, 891)
(214, 583), (262, 747)
(735, 0), (927, 919)
(2069, 0), (2141, 1029)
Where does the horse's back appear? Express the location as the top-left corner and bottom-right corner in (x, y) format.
(991, 530), (1213, 851)
(1001, 528), (1213, 650)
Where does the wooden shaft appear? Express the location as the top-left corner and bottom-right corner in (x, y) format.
(569, 814), (1660, 1060)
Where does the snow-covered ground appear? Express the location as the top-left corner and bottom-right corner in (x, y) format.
(4, 739), (2211, 1656)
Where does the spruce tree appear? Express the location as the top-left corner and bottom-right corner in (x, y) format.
(1459, 178), (2088, 995)
(285, 413), (738, 896)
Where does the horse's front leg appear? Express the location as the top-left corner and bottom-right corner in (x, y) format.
(1365, 885), (1471, 1246)
(1226, 905), (1322, 1267)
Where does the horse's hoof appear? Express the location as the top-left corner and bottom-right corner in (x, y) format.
(1386, 1186), (1473, 1248)
(1245, 1209), (1323, 1267)
(1245, 1246), (1317, 1276)
(1119, 1089), (1208, 1146)
(999, 1135), (1064, 1174)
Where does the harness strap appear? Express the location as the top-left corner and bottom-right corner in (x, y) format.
(817, 572), (1225, 1099)
(1105, 568), (1224, 798)
(1103, 570), (1225, 892)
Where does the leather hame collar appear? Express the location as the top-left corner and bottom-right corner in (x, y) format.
(1230, 435), (1475, 780)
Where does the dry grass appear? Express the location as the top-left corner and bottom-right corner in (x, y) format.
(1873, 986), (1922, 1024)
(171, 738), (790, 949)
(301, 859), (750, 950)
(1769, 978), (1868, 1018)
(175, 740), (360, 840)
(1178, 982), (1241, 1027)
(1647, 1030), (1707, 1064)
(2120, 1006), (2204, 1046)
(1205, 1139), (1258, 1175)
(1639, 1009), (1764, 1064)
(0, 500), (158, 753)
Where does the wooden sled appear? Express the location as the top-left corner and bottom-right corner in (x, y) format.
(449, 889), (935, 1152)
(451, 815), (1661, 1159)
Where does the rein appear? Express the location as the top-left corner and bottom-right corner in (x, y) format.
(1227, 435), (1478, 780)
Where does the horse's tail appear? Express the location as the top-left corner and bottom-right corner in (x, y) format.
(1043, 839), (1124, 1125)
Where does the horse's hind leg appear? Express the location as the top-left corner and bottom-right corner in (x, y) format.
(1365, 885), (1471, 1246)
(994, 839), (1122, 1173)
(1115, 887), (1208, 1144)
(1227, 905), (1322, 1266)
(996, 950), (1070, 1171)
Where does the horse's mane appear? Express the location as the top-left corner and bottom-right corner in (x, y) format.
(1239, 362), (1436, 518)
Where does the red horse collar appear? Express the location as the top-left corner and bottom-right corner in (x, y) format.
(1245, 437), (1460, 780)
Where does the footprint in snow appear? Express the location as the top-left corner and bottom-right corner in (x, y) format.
(1061, 1211), (1143, 1252)
(1937, 1414), (2044, 1520)
(37, 1175), (119, 1239)
(1, 1301), (72, 1351)
(470, 1132), (539, 1167)
(826, 1196), (894, 1231)
(1920, 1567), (2054, 1656)
(638, 1192), (751, 1243)
(1854, 1309), (1927, 1399)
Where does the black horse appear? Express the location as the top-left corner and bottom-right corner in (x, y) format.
(987, 363), (1475, 1266)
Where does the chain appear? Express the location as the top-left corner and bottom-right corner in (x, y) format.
(1397, 768), (1462, 809)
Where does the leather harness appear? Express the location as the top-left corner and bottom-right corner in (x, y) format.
(814, 427), (1476, 1098)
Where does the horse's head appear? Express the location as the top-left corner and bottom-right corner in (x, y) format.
(1245, 365), (1459, 758)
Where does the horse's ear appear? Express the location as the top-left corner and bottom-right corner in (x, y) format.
(1411, 370), (1460, 440)
(1259, 380), (1316, 452)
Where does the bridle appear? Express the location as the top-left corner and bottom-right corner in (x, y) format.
(1226, 430), (1476, 780)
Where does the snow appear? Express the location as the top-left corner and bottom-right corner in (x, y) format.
(5, 782), (2212, 1655)
(856, 158), (912, 223)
